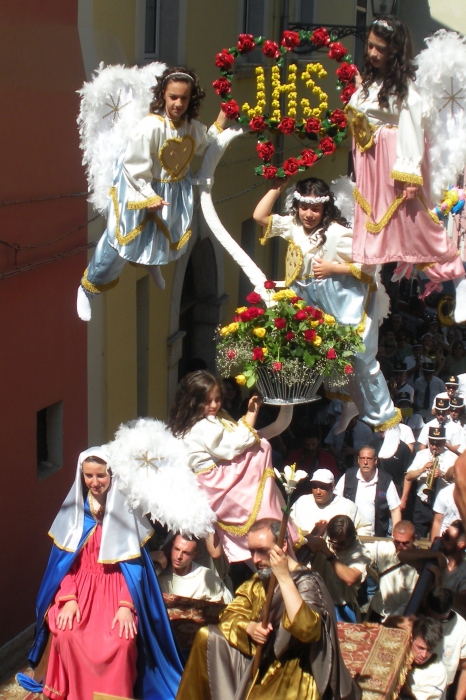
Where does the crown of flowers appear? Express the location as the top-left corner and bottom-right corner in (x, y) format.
(213, 29), (358, 180)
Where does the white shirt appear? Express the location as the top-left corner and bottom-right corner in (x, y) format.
(334, 469), (401, 535)
(407, 449), (456, 503)
(407, 414), (425, 431)
(158, 562), (233, 604)
(364, 540), (418, 620)
(399, 422), (415, 446)
(309, 538), (370, 607)
(405, 657), (447, 700)
(433, 483), (460, 534)
(418, 418), (463, 449)
(435, 611), (466, 685)
(290, 493), (372, 537)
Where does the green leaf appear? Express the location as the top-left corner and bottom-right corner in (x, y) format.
(276, 168), (286, 178)
(303, 351), (316, 368)
(246, 375), (256, 388)
(254, 166), (264, 176)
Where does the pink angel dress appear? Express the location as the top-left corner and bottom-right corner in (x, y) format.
(44, 521), (137, 700)
(182, 409), (300, 562)
(348, 79), (464, 284)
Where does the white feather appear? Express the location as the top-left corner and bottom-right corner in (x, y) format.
(107, 418), (215, 538)
(416, 30), (466, 203)
(331, 176), (355, 225)
(77, 62), (166, 214)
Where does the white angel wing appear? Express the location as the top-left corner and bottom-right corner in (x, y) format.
(416, 30), (466, 203)
(77, 61), (166, 214)
(331, 175), (355, 225)
(107, 418), (215, 538)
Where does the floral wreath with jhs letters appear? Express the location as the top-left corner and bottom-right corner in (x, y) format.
(213, 28), (358, 180)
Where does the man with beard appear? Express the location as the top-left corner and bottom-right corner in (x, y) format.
(175, 518), (360, 700)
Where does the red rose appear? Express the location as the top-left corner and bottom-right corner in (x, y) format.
(215, 49), (235, 69)
(272, 361), (283, 371)
(301, 149), (318, 167)
(303, 329), (317, 342)
(277, 117), (296, 135)
(294, 310), (308, 321)
(221, 99), (240, 120)
(285, 332), (295, 341)
(309, 308), (323, 320)
(264, 280), (276, 289)
(274, 317), (287, 329)
(283, 157), (299, 177)
(249, 116), (267, 132)
(304, 117), (321, 134)
(226, 349), (236, 360)
(257, 308), (265, 316)
(252, 347), (265, 361)
(311, 28), (330, 47)
(344, 364), (354, 374)
(336, 62), (358, 84)
(341, 83), (357, 104)
(237, 33), (256, 54)
(326, 348), (337, 359)
(329, 109), (347, 129)
(240, 306), (260, 321)
(303, 306), (315, 314)
(328, 42), (347, 61)
(263, 40), (281, 59)
(212, 77), (231, 96)
(263, 165), (278, 179)
(319, 136), (336, 155)
(233, 315), (240, 322)
(246, 291), (262, 304)
(281, 30), (301, 49)
(290, 296), (302, 303)
(256, 140), (275, 162)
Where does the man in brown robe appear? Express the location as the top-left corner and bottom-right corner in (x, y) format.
(176, 518), (359, 700)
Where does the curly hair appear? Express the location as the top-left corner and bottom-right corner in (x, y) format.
(149, 66), (206, 122)
(168, 371), (224, 437)
(361, 16), (416, 108)
(291, 177), (350, 249)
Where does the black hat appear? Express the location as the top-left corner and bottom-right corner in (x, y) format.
(445, 375), (459, 386)
(434, 397), (450, 411)
(428, 426), (446, 441)
(396, 392), (412, 405)
(450, 396), (465, 409)
(393, 361), (408, 372)
(422, 361), (436, 373)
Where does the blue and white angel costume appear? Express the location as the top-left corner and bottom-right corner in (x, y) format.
(81, 114), (222, 296)
(260, 214), (400, 431)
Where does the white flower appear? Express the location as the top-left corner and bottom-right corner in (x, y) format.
(275, 464), (308, 494)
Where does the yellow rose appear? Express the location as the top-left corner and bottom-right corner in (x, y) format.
(262, 347), (268, 355)
(228, 322), (239, 333)
(310, 320), (320, 328)
(219, 326), (230, 337)
(236, 306), (247, 314)
(253, 327), (266, 338)
(272, 289), (295, 301)
(323, 314), (336, 325)
(235, 374), (247, 386)
(357, 321), (366, 336)
(313, 335), (322, 347)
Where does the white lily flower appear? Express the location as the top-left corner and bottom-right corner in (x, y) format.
(274, 467), (283, 481)
(278, 464), (308, 494)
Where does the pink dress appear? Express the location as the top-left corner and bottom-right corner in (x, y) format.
(44, 524), (138, 700)
(349, 80), (463, 282)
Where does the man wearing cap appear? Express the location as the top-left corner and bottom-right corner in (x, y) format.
(334, 446), (401, 537)
(414, 362), (446, 421)
(431, 375), (460, 416)
(290, 469), (372, 538)
(418, 397), (463, 455)
(450, 395), (465, 426)
(404, 426), (456, 538)
(393, 361), (414, 402)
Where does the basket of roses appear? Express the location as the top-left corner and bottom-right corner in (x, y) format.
(216, 281), (364, 405)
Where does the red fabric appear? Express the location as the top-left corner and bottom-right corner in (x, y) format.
(44, 526), (137, 700)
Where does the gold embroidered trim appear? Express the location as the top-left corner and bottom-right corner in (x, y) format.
(325, 390), (352, 402)
(81, 268), (119, 295)
(285, 242), (304, 287)
(110, 186), (151, 246)
(391, 170), (423, 186)
(349, 264), (374, 285)
(345, 105), (376, 152)
(374, 407), (402, 432)
(240, 417), (261, 444)
(353, 187), (404, 234)
(173, 228), (191, 250)
(417, 193), (441, 225)
(196, 462), (218, 475)
(127, 194), (163, 210)
(98, 550), (143, 564)
(417, 262), (436, 271)
(259, 215), (274, 245)
(153, 175), (188, 183)
(217, 409), (238, 432)
(44, 684), (65, 696)
(152, 212), (191, 250)
(213, 121), (224, 133)
(217, 468), (275, 535)
(159, 135), (196, 179)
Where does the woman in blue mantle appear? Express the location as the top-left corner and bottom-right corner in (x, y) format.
(17, 446), (183, 700)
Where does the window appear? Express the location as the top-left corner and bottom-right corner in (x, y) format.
(355, 1), (368, 68)
(294, 0), (314, 24)
(37, 401), (63, 479)
(143, 0), (183, 66)
(144, 0), (158, 56)
(239, 0), (267, 66)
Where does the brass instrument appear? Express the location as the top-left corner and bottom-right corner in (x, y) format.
(424, 453), (439, 496)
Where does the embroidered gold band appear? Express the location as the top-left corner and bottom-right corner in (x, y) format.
(217, 468), (275, 535)
(349, 264), (374, 285)
(391, 170), (423, 186)
(259, 215), (273, 245)
(81, 268), (120, 295)
(354, 187), (404, 234)
(240, 417), (261, 444)
(127, 194), (163, 210)
(374, 407), (402, 432)
(213, 121), (224, 133)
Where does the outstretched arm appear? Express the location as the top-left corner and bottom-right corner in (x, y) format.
(259, 405), (293, 440)
(253, 181), (286, 227)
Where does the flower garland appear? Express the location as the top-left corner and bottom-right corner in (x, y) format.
(213, 28), (358, 180)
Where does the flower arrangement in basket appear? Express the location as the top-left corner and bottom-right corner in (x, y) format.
(216, 282), (365, 395)
(213, 28), (358, 181)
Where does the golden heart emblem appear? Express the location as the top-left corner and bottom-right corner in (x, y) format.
(285, 242), (304, 287)
(160, 135), (195, 179)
